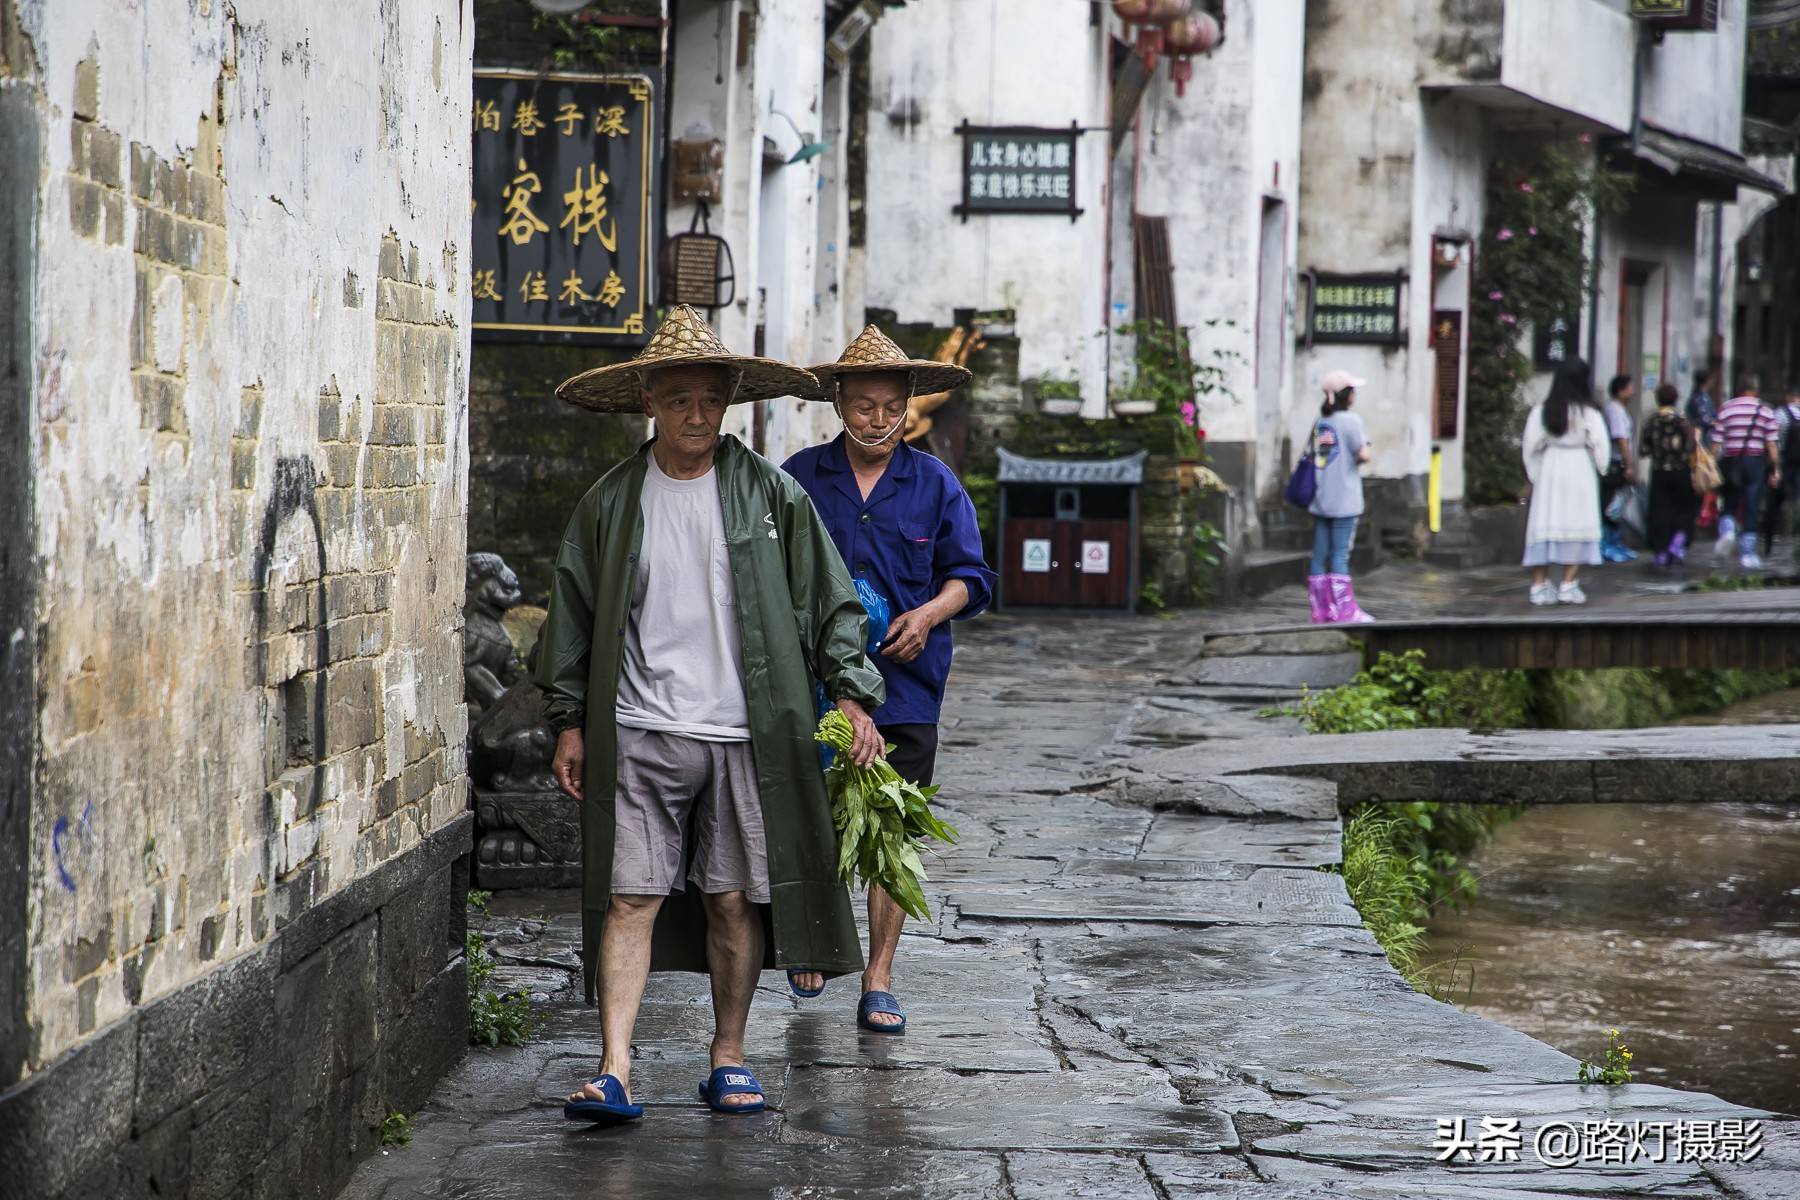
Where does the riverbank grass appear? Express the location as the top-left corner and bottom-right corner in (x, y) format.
(1296, 652), (1800, 996)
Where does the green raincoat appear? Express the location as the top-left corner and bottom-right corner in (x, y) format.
(533, 434), (885, 1002)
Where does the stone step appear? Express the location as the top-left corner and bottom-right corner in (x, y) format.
(1424, 541), (1502, 570)
(1235, 548), (1311, 598)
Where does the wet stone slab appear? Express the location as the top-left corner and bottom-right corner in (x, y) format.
(1136, 815), (1344, 867)
(1239, 1154), (1720, 1199)
(948, 869), (1361, 928)
(349, 1129), (1013, 1199)
(780, 1064), (1239, 1153)
(1189, 651), (1364, 690)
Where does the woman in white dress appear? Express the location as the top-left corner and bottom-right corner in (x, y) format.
(1522, 357), (1610, 605)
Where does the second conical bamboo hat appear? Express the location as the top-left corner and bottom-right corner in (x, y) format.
(556, 305), (818, 413)
(802, 325), (973, 402)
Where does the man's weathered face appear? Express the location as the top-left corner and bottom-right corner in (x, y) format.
(837, 372), (910, 454)
(643, 365), (732, 453)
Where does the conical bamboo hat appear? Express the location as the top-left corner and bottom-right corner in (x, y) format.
(556, 305), (818, 413)
(802, 325), (973, 402)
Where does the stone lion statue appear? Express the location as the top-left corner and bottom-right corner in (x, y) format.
(464, 551), (525, 711)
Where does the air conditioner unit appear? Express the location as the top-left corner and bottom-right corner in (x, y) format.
(1629, 0), (1720, 31)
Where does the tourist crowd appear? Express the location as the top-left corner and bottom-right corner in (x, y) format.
(1518, 360), (1800, 605)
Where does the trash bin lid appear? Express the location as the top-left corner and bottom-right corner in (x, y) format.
(996, 448), (1147, 486)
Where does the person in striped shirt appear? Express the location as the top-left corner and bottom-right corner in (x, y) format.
(1709, 376), (1782, 570)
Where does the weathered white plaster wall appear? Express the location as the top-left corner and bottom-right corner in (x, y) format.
(1640, 2), (1747, 151)
(1294, 0), (1419, 487)
(1498, 0), (1634, 133)
(1126, 0), (1305, 500)
(667, 0), (839, 463)
(19, 0), (472, 1072)
(864, 0), (1110, 411)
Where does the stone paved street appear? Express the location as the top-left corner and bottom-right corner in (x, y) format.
(343, 562), (1800, 1200)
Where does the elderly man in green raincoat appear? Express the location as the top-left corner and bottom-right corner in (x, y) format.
(535, 305), (885, 1124)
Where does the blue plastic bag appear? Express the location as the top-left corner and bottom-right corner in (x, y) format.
(815, 580), (892, 770)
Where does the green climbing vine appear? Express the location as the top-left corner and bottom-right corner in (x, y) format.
(1465, 141), (1631, 505)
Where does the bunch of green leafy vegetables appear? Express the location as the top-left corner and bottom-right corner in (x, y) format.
(814, 708), (959, 920)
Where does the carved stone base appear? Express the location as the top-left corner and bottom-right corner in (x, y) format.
(474, 791), (582, 890)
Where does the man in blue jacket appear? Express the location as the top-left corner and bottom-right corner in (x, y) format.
(782, 326), (997, 1034)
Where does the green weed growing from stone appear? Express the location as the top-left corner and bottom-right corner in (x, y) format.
(1328, 803), (1515, 994)
(1577, 1028), (1635, 1086)
(1272, 651), (1534, 733)
(1696, 571), (1785, 592)
(465, 930), (533, 1048)
(466, 888), (493, 916)
(380, 1109), (411, 1147)
(1332, 810), (1430, 981)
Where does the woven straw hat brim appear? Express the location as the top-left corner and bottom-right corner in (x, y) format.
(557, 355), (820, 413)
(804, 359), (972, 402)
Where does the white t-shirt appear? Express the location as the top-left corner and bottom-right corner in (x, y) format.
(1603, 398), (1633, 443)
(614, 454), (750, 741)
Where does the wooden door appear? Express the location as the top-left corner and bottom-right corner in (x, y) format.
(1003, 519), (1064, 607)
(1073, 520), (1131, 608)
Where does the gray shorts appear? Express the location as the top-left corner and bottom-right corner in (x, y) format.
(612, 725), (770, 903)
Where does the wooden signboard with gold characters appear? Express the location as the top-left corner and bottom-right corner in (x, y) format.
(470, 69), (659, 344)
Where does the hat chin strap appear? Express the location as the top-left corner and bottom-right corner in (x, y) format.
(836, 380), (909, 450)
(844, 420), (904, 450)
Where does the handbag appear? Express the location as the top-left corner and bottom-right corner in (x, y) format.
(1283, 433), (1318, 510)
(1690, 445), (1722, 494)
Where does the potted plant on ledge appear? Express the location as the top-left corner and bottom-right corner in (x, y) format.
(1033, 375), (1082, 417)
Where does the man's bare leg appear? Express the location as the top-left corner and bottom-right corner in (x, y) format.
(568, 892), (662, 1105)
(861, 886), (905, 1027)
(701, 889), (765, 1107)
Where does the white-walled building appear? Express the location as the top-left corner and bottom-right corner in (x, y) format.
(860, 0), (1307, 532)
(665, 0), (876, 463)
(1297, 0), (1785, 548)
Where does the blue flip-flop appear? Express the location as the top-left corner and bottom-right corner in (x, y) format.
(786, 968), (825, 998)
(857, 990), (907, 1034)
(562, 1074), (643, 1125)
(697, 1065), (766, 1115)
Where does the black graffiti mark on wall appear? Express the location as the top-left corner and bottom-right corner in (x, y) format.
(252, 456), (329, 814)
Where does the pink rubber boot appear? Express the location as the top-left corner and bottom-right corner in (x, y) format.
(1327, 574), (1374, 624)
(1307, 576), (1331, 624)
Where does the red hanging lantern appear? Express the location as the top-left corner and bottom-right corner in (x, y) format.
(1165, 11), (1220, 96)
(1166, 11), (1220, 54)
(1132, 0), (1191, 71)
(1111, 0), (1153, 20)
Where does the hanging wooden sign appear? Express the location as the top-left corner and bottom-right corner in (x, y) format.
(1308, 273), (1405, 345)
(954, 122), (1082, 221)
(470, 69), (659, 344)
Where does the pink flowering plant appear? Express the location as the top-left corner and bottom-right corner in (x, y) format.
(1466, 142), (1631, 503)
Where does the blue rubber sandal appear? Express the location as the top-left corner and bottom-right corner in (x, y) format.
(786, 968), (825, 999)
(563, 1074), (644, 1125)
(857, 990), (907, 1034)
(697, 1065), (766, 1115)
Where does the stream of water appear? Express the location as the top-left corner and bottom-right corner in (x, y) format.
(1425, 692), (1800, 1115)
